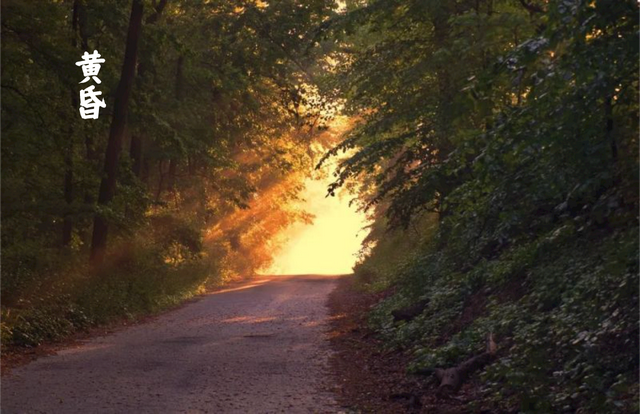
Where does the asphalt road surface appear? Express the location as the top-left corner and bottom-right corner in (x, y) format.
(2, 275), (341, 414)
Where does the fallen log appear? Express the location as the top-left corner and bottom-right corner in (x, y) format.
(391, 299), (429, 322)
(434, 333), (497, 396)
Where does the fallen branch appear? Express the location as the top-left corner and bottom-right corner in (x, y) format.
(434, 333), (497, 397)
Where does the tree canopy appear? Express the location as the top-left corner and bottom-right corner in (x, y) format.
(1, 0), (338, 343)
(323, 0), (638, 412)
(1, 0), (638, 412)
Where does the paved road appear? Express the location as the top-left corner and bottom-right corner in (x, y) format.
(2, 275), (341, 414)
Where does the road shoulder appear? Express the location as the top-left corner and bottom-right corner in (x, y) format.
(327, 276), (427, 413)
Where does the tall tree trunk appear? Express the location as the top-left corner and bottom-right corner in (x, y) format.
(90, 0), (144, 264)
(175, 55), (184, 100)
(62, 145), (74, 246)
(167, 158), (177, 193)
(63, 0), (82, 247)
(75, 0), (99, 213)
(130, 133), (143, 177)
(129, 0), (169, 179)
(432, 5), (454, 157)
(165, 55), (184, 197)
(432, 4), (455, 219)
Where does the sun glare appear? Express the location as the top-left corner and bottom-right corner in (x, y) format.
(263, 174), (369, 276)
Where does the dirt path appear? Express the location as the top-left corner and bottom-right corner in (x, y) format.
(1, 275), (342, 414)
(326, 277), (480, 414)
(327, 276), (426, 413)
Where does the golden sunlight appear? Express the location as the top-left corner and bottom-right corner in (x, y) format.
(262, 173), (369, 275)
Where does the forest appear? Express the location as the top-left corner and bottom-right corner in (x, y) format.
(1, 0), (638, 413)
(3, 0), (337, 341)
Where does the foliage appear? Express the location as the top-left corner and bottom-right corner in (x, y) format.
(353, 210), (438, 291)
(2, 225), (214, 348)
(325, 0), (639, 412)
(1, 0), (338, 350)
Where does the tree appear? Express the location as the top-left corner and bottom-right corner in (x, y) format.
(90, 0), (144, 263)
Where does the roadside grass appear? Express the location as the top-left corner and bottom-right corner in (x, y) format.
(0, 208), (242, 352)
(0, 237), (222, 350)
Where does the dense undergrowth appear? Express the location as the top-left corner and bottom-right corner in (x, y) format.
(356, 223), (637, 413)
